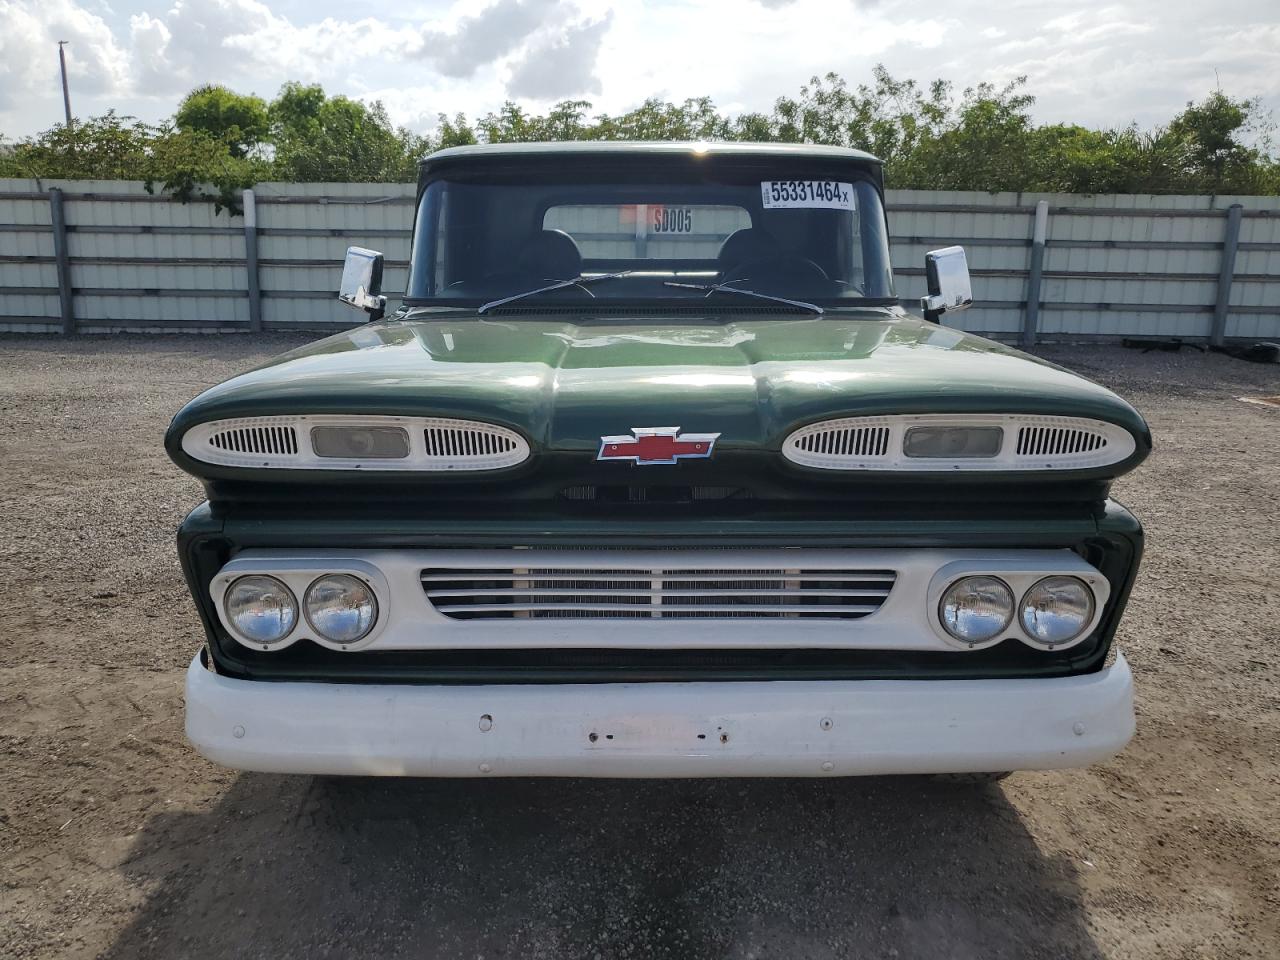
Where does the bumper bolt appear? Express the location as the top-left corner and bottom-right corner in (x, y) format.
(232, 725), (245, 739)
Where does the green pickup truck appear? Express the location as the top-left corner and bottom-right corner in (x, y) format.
(167, 141), (1150, 778)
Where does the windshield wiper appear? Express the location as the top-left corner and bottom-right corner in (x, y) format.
(662, 280), (823, 315)
(478, 271), (632, 314)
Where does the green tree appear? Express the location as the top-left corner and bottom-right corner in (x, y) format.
(892, 78), (1038, 190)
(267, 82), (328, 143)
(147, 124), (266, 210)
(174, 84), (269, 158)
(1169, 92), (1253, 181)
(595, 97), (732, 141)
(270, 85), (422, 182)
(1165, 92), (1279, 193)
(435, 113), (478, 148)
(0, 112), (262, 211)
(2, 112), (153, 179)
(767, 68), (951, 167)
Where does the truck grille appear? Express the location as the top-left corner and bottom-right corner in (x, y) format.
(559, 485), (753, 503)
(421, 566), (896, 620)
(1014, 424), (1108, 457)
(209, 424), (298, 456)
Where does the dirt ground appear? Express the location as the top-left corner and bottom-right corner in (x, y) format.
(0, 334), (1277, 960)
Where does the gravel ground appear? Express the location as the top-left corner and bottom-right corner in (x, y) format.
(0, 334), (1277, 960)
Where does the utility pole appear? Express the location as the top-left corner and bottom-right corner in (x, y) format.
(58, 41), (72, 128)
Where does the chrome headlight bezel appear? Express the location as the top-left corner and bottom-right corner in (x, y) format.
(210, 559), (389, 652)
(927, 556), (1110, 652)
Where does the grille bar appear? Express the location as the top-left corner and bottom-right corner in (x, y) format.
(425, 587), (893, 598)
(430, 603), (884, 615)
(425, 425), (519, 458)
(422, 565), (897, 620)
(209, 425), (298, 456)
(420, 572), (896, 583)
(1015, 425), (1107, 457)
(792, 424), (891, 457)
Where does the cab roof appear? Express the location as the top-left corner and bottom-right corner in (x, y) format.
(420, 140), (883, 168)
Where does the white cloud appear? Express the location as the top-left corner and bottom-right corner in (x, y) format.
(125, 0), (413, 94)
(0, 0), (1276, 144)
(409, 0), (566, 77)
(0, 0), (130, 116)
(505, 11), (611, 99)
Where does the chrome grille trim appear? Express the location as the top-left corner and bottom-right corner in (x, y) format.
(1016, 425), (1107, 457)
(422, 566), (897, 620)
(424, 422), (522, 460)
(208, 424), (299, 456)
(789, 423), (891, 458)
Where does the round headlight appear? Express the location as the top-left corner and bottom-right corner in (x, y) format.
(1020, 576), (1095, 646)
(939, 576), (1014, 645)
(304, 574), (378, 644)
(224, 575), (298, 645)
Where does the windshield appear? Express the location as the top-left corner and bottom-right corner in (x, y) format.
(406, 159), (895, 309)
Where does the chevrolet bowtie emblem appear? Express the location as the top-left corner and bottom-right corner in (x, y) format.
(597, 427), (721, 465)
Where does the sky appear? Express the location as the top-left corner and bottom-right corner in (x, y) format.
(1, 0), (1278, 142)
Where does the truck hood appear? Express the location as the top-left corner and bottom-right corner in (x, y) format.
(171, 309), (1147, 440)
(166, 308), (1150, 485)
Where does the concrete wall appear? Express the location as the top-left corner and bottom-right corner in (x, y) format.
(2, 179), (1276, 341)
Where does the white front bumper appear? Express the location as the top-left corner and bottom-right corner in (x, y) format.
(184, 653), (1135, 777)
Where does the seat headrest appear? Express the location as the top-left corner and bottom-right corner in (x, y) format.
(517, 229), (582, 280)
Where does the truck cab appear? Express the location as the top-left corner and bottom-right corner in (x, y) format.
(168, 142), (1149, 777)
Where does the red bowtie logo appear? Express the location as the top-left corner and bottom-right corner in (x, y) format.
(597, 427), (721, 465)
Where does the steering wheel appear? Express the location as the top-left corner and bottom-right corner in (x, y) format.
(724, 254), (829, 284)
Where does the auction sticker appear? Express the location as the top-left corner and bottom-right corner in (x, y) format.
(761, 180), (856, 210)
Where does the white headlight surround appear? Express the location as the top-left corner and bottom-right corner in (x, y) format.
(1019, 576), (1096, 649)
(223, 575), (299, 648)
(938, 576), (1015, 648)
(782, 414), (1137, 472)
(304, 574), (379, 645)
(182, 415), (530, 472)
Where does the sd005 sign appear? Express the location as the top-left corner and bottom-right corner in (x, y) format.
(761, 181), (856, 211)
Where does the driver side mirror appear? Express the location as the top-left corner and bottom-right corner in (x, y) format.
(921, 246), (973, 323)
(338, 246), (387, 322)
